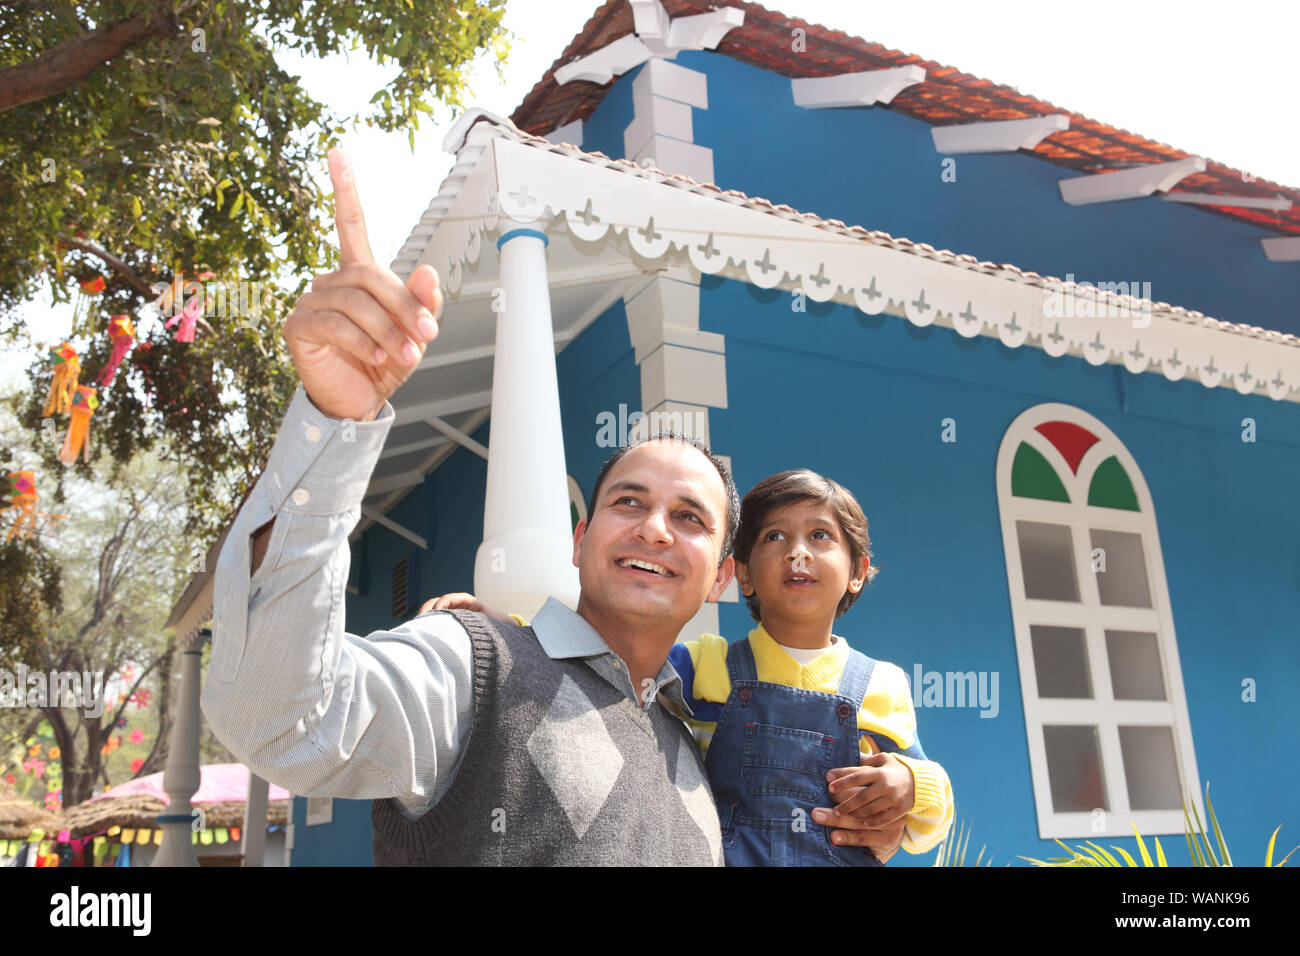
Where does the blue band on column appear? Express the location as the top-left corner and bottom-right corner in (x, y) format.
(496, 228), (549, 249)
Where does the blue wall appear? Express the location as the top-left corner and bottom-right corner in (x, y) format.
(699, 274), (1300, 866)
(581, 52), (1297, 337)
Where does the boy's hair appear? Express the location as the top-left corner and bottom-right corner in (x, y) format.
(733, 469), (879, 622)
(586, 431), (740, 566)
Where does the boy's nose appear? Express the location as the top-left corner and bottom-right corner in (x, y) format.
(790, 544), (812, 572)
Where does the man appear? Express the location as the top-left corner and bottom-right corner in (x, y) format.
(202, 149), (900, 865)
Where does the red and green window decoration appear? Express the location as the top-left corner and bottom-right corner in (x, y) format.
(1010, 420), (1139, 511)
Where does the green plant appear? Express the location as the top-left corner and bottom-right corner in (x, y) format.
(1021, 782), (1298, 867)
(933, 816), (997, 867)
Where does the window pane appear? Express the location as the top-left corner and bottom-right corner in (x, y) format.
(1106, 630), (1166, 700)
(1017, 521), (1080, 601)
(1043, 725), (1107, 812)
(1031, 625), (1092, 698)
(1090, 529), (1152, 607)
(1119, 725), (1182, 810)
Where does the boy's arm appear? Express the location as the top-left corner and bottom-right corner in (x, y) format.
(666, 635), (728, 756)
(892, 753), (955, 853)
(201, 384), (474, 821)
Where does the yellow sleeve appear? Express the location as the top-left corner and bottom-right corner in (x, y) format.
(691, 632), (732, 704)
(856, 660), (955, 855)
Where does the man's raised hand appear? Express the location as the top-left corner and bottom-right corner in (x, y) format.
(282, 148), (443, 422)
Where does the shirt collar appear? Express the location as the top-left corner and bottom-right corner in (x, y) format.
(528, 597), (691, 714)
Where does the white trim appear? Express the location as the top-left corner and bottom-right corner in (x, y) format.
(403, 129), (1300, 403)
(996, 402), (1203, 839)
(931, 115), (1070, 155)
(1059, 157), (1206, 205)
(426, 415), (489, 460)
(1262, 236), (1300, 262)
(1162, 193), (1292, 211)
(791, 65), (926, 109)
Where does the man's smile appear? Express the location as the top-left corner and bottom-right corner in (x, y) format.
(615, 556), (677, 578)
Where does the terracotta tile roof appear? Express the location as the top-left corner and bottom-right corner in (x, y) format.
(510, 0), (1299, 238)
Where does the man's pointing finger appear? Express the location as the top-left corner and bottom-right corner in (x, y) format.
(328, 148), (375, 266)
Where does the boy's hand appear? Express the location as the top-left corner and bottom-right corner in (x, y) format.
(282, 148), (442, 423)
(418, 592), (512, 624)
(820, 752), (915, 827)
(816, 804), (907, 858)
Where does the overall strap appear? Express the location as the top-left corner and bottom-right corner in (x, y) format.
(725, 636), (759, 684)
(835, 646), (876, 707)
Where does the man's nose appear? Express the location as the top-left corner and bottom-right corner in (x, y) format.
(635, 507), (672, 544)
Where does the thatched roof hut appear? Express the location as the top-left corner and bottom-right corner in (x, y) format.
(0, 782), (60, 840)
(56, 793), (288, 838)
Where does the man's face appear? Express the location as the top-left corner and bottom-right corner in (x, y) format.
(573, 440), (734, 629)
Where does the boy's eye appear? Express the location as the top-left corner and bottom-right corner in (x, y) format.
(765, 530), (784, 542)
(812, 529), (831, 539)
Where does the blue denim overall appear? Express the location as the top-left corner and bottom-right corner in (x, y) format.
(705, 637), (885, 866)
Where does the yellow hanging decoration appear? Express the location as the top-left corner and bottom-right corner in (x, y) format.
(59, 385), (99, 464)
(1, 472), (38, 542)
(41, 343), (80, 418)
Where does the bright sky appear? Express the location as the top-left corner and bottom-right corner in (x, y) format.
(7, 0), (1297, 389)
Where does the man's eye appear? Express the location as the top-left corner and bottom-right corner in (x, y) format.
(616, 497), (639, 507)
(679, 512), (701, 524)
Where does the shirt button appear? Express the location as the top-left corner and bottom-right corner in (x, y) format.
(304, 424), (322, 443)
(292, 488), (310, 506)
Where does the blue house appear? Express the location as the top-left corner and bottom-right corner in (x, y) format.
(268, 0), (1300, 866)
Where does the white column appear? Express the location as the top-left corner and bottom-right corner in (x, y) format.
(473, 222), (580, 616)
(151, 634), (206, 866)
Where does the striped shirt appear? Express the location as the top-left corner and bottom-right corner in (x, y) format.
(200, 383), (692, 823)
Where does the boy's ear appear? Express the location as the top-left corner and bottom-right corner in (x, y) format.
(848, 555), (870, 592)
(734, 560), (754, 597)
(707, 554), (735, 602)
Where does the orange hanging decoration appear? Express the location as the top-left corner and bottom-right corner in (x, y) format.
(1, 472), (38, 543)
(41, 343), (80, 417)
(59, 385), (99, 464)
(98, 315), (136, 386)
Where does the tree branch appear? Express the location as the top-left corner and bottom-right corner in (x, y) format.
(0, 3), (180, 113)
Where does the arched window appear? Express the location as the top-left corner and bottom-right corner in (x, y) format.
(996, 403), (1202, 839)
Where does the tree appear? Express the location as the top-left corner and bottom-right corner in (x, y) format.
(0, 383), (205, 807)
(0, 0), (510, 542)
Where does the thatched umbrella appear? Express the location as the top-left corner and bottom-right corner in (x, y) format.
(0, 781), (60, 841)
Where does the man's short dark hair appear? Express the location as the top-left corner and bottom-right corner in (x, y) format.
(586, 431), (739, 565)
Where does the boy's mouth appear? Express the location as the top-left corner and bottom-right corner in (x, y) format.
(785, 573), (816, 585)
(616, 557), (676, 577)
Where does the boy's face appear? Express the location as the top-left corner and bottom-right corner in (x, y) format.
(572, 440), (734, 630)
(736, 499), (869, 624)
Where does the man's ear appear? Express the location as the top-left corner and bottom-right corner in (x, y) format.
(708, 554), (736, 603)
(733, 559), (753, 598)
(571, 518), (587, 569)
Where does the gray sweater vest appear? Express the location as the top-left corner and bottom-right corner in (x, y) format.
(371, 609), (723, 866)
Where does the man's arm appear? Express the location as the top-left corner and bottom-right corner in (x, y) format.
(201, 384), (474, 820)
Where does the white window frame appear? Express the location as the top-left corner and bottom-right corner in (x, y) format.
(996, 402), (1203, 839)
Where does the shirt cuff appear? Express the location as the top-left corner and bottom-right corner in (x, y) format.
(258, 383), (395, 515)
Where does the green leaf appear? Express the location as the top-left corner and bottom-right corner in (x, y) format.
(1113, 845), (1138, 867)
(229, 192), (244, 219)
(131, 196), (142, 218)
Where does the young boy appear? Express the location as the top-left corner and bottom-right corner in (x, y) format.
(666, 469), (953, 866)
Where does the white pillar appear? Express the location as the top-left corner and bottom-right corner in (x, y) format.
(473, 222), (579, 616)
(151, 634), (206, 866)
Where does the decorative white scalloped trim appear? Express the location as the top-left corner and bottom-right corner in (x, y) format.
(393, 127), (1300, 404)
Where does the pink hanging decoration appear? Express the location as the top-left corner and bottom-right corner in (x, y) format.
(165, 290), (202, 343)
(98, 315), (136, 386)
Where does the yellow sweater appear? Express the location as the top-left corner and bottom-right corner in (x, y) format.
(667, 624), (954, 854)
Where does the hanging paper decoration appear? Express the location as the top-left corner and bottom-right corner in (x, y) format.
(98, 315), (136, 386)
(1, 472), (37, 542)
(165, 287), (203, 343)
(72, 274), (107, 338)
(59, 385), (98, 464)
(41, 343), (80, 417)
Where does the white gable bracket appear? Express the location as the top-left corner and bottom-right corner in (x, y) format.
(555, 33), (653, 85)
(791, 65), (926, 109)
(667, 7), (745, 51)
(1059, 156), (1206, 205)
(555, 5), (743, 84)
(1261, 236), (1300, 262)
(931, 114), (1070, 154)
(1162, 192), (1292, 211)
